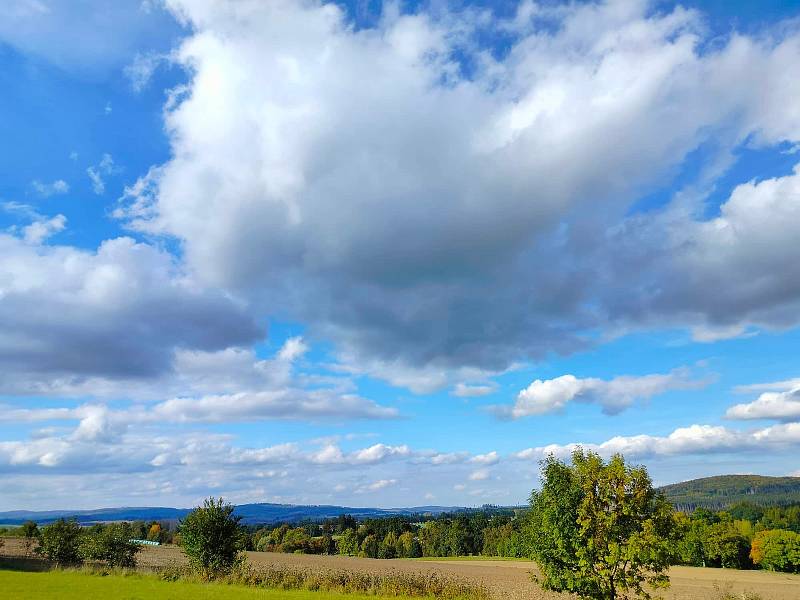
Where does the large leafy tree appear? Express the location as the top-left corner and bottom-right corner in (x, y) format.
(180, 497), (244, 578)
(528, 449), (676, 600)
(37, 519), (84, 567)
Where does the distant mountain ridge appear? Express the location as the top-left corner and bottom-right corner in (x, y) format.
(5, 475), (799, 525)
(0, 502), (467, 526)
(659, 475), (800, 510)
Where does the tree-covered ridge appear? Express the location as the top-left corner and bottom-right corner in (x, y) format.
(660, 475), (800, 510)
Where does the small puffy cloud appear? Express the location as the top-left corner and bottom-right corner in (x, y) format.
(277, 336), (308, 362)
(357, 479), (397, 493)
(418, 451), (470, 465)
(470, 451), (499, 466)
(22, 214), (66, 244)
(726, 388), (800, 422)
(469, 468), (490, 481)
(3, 202), (67, 244)
(31, 179), (69, 197)
(497, 369), (707, 418)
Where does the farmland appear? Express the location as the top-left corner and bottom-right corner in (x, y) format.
(5, 538), (798, 600)
(141, 545), (800, 600)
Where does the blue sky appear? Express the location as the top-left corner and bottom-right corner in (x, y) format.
(2, 0), (800, 511)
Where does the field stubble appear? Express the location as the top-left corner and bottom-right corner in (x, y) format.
(140, 544), (800, 600)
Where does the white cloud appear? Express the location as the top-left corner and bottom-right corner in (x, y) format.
(3, 202), (67, 244)
(452, 382), (497, 398)
(726, 388), (800, 422)
(31, 179), (69, 197)
(22, 214), (66, 244)
(277, 336), (308, 362)
(356, 479), (397, 493)
(87, 153), (116, 195)
(469, 468), (490, 481)
(735, 378), (800, 393)
(125, 52), (165, 92)
(498, 368), (707, 418)
(515, 422), (800, 462)
(112, 0), (800, 385)
(0, 232), (261, 387)
(419, 451), (470, 465)
(470, 451), (499, 465)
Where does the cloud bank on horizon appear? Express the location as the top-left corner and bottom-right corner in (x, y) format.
(1, 0), (800, 510)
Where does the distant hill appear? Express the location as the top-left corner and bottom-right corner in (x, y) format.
(659, 475), (800, 511)
(0, 503), (466, 526)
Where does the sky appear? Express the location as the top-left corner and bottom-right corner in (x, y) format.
(2, 0), (800, 512)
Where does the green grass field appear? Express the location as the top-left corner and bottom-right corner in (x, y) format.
(0, 570), (423, 600)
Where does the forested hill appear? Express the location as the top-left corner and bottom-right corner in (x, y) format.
(660, 475), (800, 510)
(0, 503), (466, 526)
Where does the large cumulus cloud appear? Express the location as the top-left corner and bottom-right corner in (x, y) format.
(115, 0), (800, 383)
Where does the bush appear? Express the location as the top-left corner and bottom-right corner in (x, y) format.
(80, 523), (140, 568)
(750, 529), (800, 573)
(180, 497), (244, 578)
(37, 519), (83, 566)
(21, 521), (39, 556)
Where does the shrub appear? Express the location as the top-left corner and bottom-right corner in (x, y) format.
(338, 528), (359, 556)
(21, 520), (39, 556)
(80, 522), (140, 568)
(360, 533), (379, 558)
(750, 529), (800, 573)
(37, 519), (83, 566)
(179, 497), (244, 578)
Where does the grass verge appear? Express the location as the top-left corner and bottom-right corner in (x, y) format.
(0, 569), (405, 600)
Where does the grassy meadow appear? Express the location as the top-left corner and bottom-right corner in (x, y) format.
(0, 569), (428, 600)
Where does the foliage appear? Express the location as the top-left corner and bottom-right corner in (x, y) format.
(749, 529), (800, 573)
(360, 533), (379, 558)
(21, 520), (39, 556)
(704, 522), (751, 569)
(528, 449), (676, 600)
(396, 531), (421, 558)
(36, 519), (83, 567)
(337, 528), (359, 556)
(80, 522), (140, 568)
(180, 497), (244, 578)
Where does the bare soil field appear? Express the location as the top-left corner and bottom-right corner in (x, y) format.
(4, 538), (800, 600)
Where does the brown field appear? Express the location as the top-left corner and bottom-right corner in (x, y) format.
(4, 537), (800, 599)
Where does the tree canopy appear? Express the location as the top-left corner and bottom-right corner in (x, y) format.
(529, 449), (676, 600)
(180, 497), (244, 578)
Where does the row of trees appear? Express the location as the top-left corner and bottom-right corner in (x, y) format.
(244, 505), (800, 574)
(674, 507), (800, 571)
(17, 520), (141, 568)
